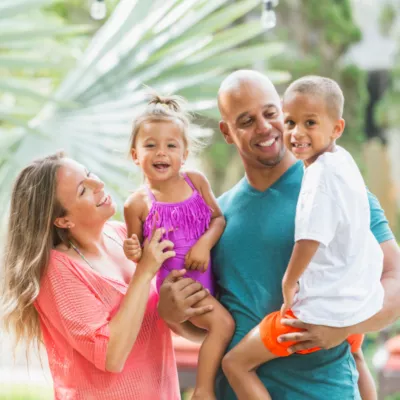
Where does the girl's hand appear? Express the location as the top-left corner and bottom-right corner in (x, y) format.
(185, 242), (210, 272)
(136, 228), (175, 278)
(123, 234), (142, 262)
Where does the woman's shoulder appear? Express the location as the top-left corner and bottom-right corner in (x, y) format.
(36, 250), (80, 306)
(44, 249), (87, 281)
(106, 220), (127, 239)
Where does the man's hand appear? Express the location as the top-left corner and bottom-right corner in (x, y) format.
(185, 242), (211, 272)
(123, 234), (142, 262)
(158, 269), (213, 324)
(278, 318), (350, 353)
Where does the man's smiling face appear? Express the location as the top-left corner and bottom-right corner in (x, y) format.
(219, 76), (286, 169)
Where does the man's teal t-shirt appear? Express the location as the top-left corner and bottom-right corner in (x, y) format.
(213, 161), (394, 400)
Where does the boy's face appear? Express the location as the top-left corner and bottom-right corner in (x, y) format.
(282, 92), (344, 167)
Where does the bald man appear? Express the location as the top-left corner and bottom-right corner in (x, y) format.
(206, 70), (399, 399)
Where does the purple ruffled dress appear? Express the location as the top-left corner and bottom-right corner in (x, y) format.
(143, 173), (215, 295)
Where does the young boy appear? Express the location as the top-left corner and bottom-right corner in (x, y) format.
(222, 76), (383, 400)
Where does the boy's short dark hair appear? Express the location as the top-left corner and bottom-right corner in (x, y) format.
(283, 76), (344, 120)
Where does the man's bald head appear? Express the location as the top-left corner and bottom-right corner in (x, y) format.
(218, 70), (280, 120)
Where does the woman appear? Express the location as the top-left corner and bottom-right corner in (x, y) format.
(1, 152), (211, 400)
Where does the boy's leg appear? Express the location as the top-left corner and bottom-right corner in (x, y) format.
(222, 324), (278, 400)
(352, 348), (377, 400)
(189, 296), (235, 400)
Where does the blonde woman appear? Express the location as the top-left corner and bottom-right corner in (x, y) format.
(1, 152), (211, 400)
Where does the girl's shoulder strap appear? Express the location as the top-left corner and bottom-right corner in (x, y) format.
(145, 185), (156, 202)
(183, 172), (196, 191)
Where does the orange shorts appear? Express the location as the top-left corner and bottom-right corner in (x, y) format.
(259, 310), (364, 357)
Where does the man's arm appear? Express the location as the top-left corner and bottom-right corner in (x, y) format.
(279, 187), (399, 352)
(350, 239), (400, 333)
(278, 238), (400, 353)
(157, 269), (211, 342)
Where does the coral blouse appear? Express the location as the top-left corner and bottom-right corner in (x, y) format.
(34, 222), (179, 400)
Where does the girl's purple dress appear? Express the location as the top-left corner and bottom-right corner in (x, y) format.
(143, 173), (215, 295)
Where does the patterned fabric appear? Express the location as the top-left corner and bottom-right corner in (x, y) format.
(34, 222), (180, 400)
(143, 173), (215, 294)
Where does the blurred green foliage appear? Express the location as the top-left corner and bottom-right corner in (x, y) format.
(375, 3), (399, 128)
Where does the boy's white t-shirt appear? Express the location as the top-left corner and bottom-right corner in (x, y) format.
(291, 146), (384, 327)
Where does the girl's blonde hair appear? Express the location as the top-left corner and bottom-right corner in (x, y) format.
(1, 151), (69, 355)
(129, 93), (206, 153)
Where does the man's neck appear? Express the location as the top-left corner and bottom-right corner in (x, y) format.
(244, 151), (297, 192)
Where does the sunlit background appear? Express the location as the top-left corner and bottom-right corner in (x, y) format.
(0, 0), (399, 399)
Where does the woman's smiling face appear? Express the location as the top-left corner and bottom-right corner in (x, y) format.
(55, 158), (115, 228)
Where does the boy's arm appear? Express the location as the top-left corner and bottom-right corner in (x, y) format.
(281, 240), (320, 314)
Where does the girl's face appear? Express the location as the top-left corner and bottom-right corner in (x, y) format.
(54, 158), (116, 229)
(132, 120), (188, 182)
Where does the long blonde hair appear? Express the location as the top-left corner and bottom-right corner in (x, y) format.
(1, 151), (68, 355)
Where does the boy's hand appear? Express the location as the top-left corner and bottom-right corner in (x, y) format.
(123, 234), (142, 262)
(185, 242), (210, 272)
(280, 282), (298, 316)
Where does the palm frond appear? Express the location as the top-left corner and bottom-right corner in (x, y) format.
(0, 0), (290, 217)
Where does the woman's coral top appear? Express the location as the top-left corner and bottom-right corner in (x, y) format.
(34, 222), (179, 400)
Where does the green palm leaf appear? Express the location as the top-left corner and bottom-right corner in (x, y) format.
(0, 0), (290, 217)
(0, 0), (92, 132)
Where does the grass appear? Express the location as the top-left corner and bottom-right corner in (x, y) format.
(0, 384), (52, 400)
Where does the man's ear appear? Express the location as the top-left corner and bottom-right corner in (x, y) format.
(219, 121), (234, 145)
(54, 217), (74, 230)
(131, 148), (140, 165)
(332, 118), (345, 140)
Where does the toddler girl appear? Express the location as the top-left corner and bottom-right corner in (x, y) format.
(123, 94), (234, 400)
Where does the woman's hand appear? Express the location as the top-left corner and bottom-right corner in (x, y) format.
(278, 318), (350, 353)
(158, 270), (213, 324)
(136, 228), (175, 279)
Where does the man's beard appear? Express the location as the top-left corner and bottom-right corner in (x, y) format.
(257, 146), (286, 167)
